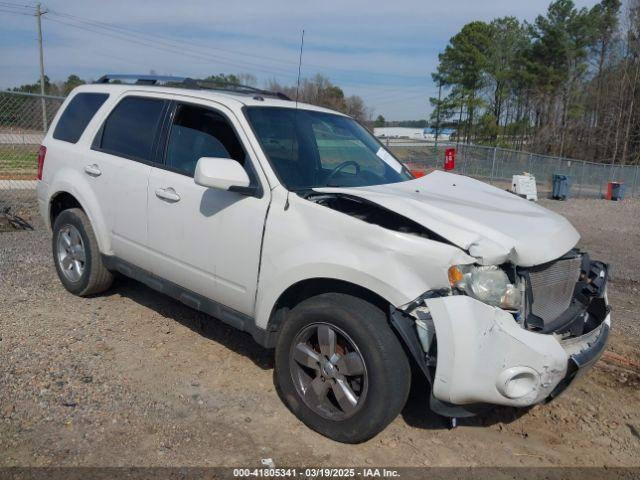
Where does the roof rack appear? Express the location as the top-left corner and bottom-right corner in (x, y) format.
(95, 74), (291, 100)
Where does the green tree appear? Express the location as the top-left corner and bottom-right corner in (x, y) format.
(374, 115), (386, 127)
(486, 18), (529, 130)
(434, 21), (493, 142)
(63, 74), (85, 95)
(429, 0), (638, 163)
(12, 76), (54, 95)
(205, 73), (243, 86)
(526, 0), (596, 153)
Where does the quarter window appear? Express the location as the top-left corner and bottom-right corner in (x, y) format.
(53, 92), (109, 143)
(98, 96), (166, 162)
(165, 103), (246, 177)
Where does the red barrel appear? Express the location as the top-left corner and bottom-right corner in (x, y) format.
(445, 148), (456, 171)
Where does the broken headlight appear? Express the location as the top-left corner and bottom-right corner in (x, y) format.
(448, 265), (521, 310)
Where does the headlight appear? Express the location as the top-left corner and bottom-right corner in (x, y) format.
(448, 264), (521, 310)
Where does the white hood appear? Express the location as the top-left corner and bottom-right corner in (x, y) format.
(315, 170), (580, 267)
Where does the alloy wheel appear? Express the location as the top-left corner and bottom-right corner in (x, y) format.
(56, 224), (86, 282)
(289, 322), (368, 421)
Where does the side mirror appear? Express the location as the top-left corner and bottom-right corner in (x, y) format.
(194, 157), (251, 192)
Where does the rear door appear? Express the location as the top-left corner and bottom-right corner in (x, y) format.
(90, 94), (169, 270)
(146, 100), (269, 317)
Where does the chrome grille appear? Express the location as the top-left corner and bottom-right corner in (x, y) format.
(528, 256), (582, 324)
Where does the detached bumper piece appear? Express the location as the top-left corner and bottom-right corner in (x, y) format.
(546, 316), (610, 402)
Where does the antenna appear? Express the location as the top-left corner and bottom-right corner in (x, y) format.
(286, 29), (305, 208)
(295, 29), (305, 107)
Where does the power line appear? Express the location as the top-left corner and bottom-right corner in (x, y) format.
(7, 4), (432, 110)
(46, 9), (302, 69)
(43, 16), (299, 80)
(43, 15), (296, 76)
(44, 14), (428, 89)
(0, 1), (33, 8)
(0, 7), (32, 15)
(4, 3), (429, 86)
(42, 7), (427, 85)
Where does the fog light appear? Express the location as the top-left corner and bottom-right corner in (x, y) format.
(496, 367), (539, 399)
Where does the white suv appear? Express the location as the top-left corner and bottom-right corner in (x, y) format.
(37, 74), (611, 443)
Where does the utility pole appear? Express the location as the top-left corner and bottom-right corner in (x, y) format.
(36, 2), (47, 132)
(434, 81), (442, 149)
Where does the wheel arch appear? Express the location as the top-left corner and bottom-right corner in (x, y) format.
(265, 277), (392, 338)
(49, 191), (83, 226)
(46, 174), (111, 255)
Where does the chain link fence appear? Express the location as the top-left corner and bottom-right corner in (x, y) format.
(388, 141), (640, 199)
(0, 91), (638, 230)
(0, 91), (65, 229)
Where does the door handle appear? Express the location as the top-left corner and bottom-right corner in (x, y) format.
(155, 187), (181, 203)
(84, 164), (102, 177)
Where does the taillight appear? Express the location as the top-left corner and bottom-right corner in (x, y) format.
(37, 145), (47, 180)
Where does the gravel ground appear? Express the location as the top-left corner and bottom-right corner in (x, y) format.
(0, 191), (639, 467)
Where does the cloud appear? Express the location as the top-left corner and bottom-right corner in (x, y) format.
(0, 0), (600, 119)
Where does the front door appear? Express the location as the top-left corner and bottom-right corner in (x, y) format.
(146, 101), (269, 317)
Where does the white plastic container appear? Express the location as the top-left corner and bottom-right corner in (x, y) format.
(512, 174), (538, 201)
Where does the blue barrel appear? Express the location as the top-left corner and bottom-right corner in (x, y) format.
(611, 182), (626, 201)
(552, 174), (571, 200)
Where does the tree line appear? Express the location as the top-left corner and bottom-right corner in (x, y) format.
(431, 0), (640, 164)
(8, 72), (370, 123)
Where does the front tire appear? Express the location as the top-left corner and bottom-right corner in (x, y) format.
(52, 208), (113, 296)
(275, 293), (411, 443)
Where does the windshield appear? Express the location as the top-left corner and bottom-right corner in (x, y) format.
(245, 106), (412, 190)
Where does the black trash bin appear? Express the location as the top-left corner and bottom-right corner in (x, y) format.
(552, 174), (571, 200)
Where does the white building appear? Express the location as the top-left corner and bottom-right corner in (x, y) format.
(374, 127), (450, 142)
(374, 127), (427, 139)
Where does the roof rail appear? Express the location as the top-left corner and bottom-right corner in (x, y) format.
(94, 74), (291, 100)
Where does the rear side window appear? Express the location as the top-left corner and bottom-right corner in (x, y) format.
(53, 93), (109, 143)
(98, 96), (166, 162)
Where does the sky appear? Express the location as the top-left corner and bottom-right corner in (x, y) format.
(0, 0), (601, 120)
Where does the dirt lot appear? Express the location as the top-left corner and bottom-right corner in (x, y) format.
(0, 191), (639, 468)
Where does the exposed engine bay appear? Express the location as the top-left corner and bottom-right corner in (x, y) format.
(305, 192), (448, 243)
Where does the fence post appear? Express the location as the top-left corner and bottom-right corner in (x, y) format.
(599, 165), (606, 199)
(490, 147), (497, 184)
(578, 160), (585, 198)
(633, 164), (639, 198)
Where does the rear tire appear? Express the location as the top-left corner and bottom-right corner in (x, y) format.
(52, 208), (113, 296)
(275, 293), (411, 443)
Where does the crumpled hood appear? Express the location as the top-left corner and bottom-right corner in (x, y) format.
(314, 170), (580, 266)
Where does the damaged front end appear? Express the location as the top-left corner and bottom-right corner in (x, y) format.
(391, 252), (611, 418)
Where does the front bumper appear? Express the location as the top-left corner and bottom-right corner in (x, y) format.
(422, 293), (610, 408)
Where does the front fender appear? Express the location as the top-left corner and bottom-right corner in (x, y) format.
(254, 188), (474, 329)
